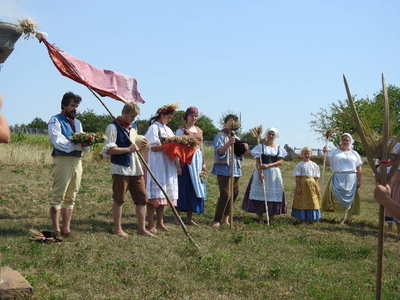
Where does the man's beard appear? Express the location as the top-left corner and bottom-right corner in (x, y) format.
(65, 110), (77, 119)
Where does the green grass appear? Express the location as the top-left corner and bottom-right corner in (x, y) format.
(0, 141), (400, 299)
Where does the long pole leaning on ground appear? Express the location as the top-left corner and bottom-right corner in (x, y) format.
(375, 74), (389, 300)
(343, 74), (389, 300)
(320, 131), (332, 190)
(229, 128), (235, 229)
(86, 87), (200, 250)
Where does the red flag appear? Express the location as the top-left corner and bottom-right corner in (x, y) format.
(40, 38), (145, 104)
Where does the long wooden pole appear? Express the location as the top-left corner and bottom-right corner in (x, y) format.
(375, 73), (390, 300)
(259, 156), (270, 225)
(343, 74), (389, 300)
(36, 34), (199, 248)
(321, 138), (329, 189)
(229, 131), (235, 229)
(87, 88), (200, 249)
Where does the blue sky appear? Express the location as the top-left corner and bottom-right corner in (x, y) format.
(1, 0), (399, 147)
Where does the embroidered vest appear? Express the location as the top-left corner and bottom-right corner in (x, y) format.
(52, 114), (82, 157)
(110, 121), (132, 167)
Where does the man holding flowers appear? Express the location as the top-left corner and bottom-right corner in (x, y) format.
(48, 92), (89, 240)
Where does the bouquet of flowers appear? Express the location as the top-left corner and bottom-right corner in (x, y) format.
(71, 132), (104, 146)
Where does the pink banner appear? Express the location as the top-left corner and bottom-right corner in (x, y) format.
(41, 38), (145, 104)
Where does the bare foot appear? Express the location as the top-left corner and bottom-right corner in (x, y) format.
(148, 227), (158, 234)
(137, 230), (156, 237)
(187, 220), (198, 226)
(221, 221), (230, 226)
(212, 222), (221, 229)
(157, 224), (170, 232)
(113, 230), (129, 238)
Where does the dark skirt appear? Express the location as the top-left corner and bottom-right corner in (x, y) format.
(241, 175), (287, 216)
(177, 165), (205, 214)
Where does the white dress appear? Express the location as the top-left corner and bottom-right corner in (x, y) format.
(145, 121), (178, 205)
(249, 144), (287, 202)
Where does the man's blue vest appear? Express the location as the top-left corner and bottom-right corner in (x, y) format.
(110, 121), (132, 167)
(52, 113), (82, 157)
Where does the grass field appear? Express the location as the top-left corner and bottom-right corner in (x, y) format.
(0, 135), (399, 299)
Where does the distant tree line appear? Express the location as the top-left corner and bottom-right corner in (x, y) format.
(13, 110), (220, 141)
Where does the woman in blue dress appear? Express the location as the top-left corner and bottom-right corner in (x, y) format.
(176, 107), (207, 225)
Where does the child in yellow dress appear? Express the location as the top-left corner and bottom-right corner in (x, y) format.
(292, 147), (321, 222)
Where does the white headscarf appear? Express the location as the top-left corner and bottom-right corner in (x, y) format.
(264, 127), (279, 139)
(341, 133), (354, 149)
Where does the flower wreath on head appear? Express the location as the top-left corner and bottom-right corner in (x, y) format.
(156, 103), (179, 115)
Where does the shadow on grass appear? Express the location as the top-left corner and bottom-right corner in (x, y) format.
(0, 213), (33, 220)
(73, 218), (112, 233)
(0, 227), (29, 237)
(317, 219), (400, 240)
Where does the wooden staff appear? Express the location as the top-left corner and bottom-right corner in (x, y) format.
(376, 73), (390, 300)
(320, 130), (332, 189)
(259, 156), (270, 225)
(250, 126), (270, 225)
(343, 74), (390, 300)
(86, 87), (200, 250)
(229, 129), (235, 229)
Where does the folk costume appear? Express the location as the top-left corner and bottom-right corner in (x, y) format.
(176, 123), (206, 214)
(291, 160), (321, 221)
(48, 113), (88, 209)
(212, 130), (244, 223)
(103, 117), (147, 206)
(242, 143), (288, 216)
(386, 142), (400, 224)
(145, 110), (178, 208)
(321, 134), (362, 215)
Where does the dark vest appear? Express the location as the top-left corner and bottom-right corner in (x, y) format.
(110, 121), (132, 167)
(260, 144), (281, 164)
(51, 113), (82, 157)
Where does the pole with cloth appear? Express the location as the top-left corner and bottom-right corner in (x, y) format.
(33, 28), (200, 249)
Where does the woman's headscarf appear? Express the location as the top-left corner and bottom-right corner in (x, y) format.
(264, 127), (279, 139)
(341, 133), (354, 149)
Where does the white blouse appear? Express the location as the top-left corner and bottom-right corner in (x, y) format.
(293, 161), (320, 177)
(328, 149), (362, 172)
(250, 144), (287, 159)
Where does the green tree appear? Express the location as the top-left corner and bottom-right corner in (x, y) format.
(196, 115), (219, 141)
(135, 119), (150, 135)
(240, 130), (258, 147)
(76, 110), (112, 133)
(310, 84), (400, 154)
(27, 117), (47, 129)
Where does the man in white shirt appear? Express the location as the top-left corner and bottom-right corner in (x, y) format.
(48, 92), (87, 240)
(103, 103), (153, 237)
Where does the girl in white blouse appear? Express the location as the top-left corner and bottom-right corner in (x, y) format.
(291, 147), (321, 222)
